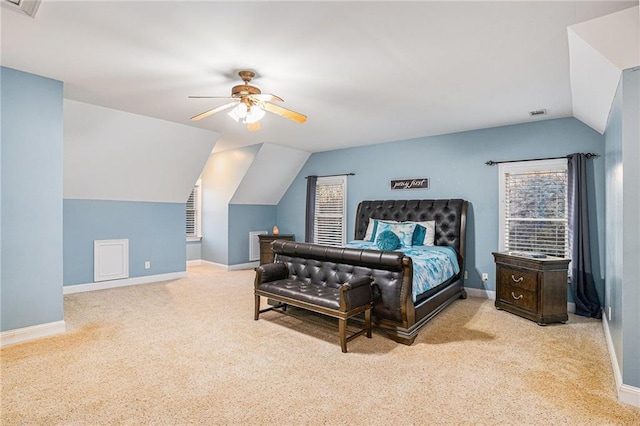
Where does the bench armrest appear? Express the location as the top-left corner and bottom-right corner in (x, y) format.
(254, 262), (288, 287)
(340, 275), (373, 312)
(342, 275), (374, 290)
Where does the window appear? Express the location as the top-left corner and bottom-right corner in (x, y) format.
(499, 159), (568, 257)
(186, 179), (201, 241)
(314, 175), (347, 246)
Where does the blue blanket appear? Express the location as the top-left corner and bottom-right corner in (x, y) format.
(345, 241), (460, 302)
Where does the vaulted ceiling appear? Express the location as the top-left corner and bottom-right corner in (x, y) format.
(1, 1), (638, 153)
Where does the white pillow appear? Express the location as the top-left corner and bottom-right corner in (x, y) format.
(363, 219), (377, 241)
(364, 219), (396, 242)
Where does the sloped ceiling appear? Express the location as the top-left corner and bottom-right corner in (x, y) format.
(230, 143), (310, 205)
(64, 100), (218, 203)
(568, 6), (639, 133)
(2, 1), (637, 153)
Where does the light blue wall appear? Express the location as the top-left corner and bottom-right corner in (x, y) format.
(620, 68), (640, 387)
(228, 204), (277, 265)
(277, 117), (605, 293)
(604, 75), (624, 374)
(621, 68), (640, 388)
(1, 67), (64, 332)
(604, 67), (640, 389)
(63, 200), (186, 286)
(186, 241), (201, 262)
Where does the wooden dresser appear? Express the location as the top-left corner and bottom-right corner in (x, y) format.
(492, 252), (570, 325)
(258, 234), (294, 265)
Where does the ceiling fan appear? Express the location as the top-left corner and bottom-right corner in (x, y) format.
(189, 70), (307, 131)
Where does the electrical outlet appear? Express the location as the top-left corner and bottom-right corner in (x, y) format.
(464, 270), (468, 280)
(145, 261), (151, 269)
(482, 273), (489, 282)
(608, 306), (612, 321)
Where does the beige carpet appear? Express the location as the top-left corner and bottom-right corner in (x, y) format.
(2, 264), (639, 425)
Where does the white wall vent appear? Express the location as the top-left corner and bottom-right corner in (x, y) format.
(529, 109), (547, 118)
(249, 231), (267, 262)
(1, 0), (42, 17)
(94, 239), (129, 282)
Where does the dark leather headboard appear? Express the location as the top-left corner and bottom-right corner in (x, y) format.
(354, 199), (468, 262)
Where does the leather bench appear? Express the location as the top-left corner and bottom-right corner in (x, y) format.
(254, 241), (406, 352)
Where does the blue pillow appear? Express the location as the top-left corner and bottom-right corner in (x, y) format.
(412, 224), (426, 246)
(376, 230), (400, 251)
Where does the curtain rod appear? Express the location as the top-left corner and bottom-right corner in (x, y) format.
(305, 173), (355, 179)
(485, 153), (598, 166)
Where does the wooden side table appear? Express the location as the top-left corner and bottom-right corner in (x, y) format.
(492, 252), (570, 325)
(258, 234), (294, 265)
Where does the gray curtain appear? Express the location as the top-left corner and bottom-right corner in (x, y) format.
(305, 176), (317, 243)
(567, 153), (601, 318)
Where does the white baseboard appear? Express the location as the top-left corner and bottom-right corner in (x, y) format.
(602, 312), (640, 408)
(63, 271), (187, 294)
(199, 260), (259, 271)
(228, 261), (259, 271)
(1, 320), (66, 347)
(186, 259), (202, 266)
(464, 286), (496, 300)
(619, 384), (640, 407)
(200, 260), (228, 269)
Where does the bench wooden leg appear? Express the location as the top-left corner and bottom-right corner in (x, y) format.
(254, 295), (260, 320)
(339, 318), (348, 353)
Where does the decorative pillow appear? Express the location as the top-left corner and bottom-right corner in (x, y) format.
(364, 219), (396, 242)
(375, 221), (417, 247)
(412, 224), (426, 246)
(407, 220), (436, 246)
(376, 230), (400, 251)
(363, 219), (378, 241)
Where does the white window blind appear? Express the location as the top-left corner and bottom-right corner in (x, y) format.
(499, 159), (568, 257)
(314, 175), (347, 246)
(186, 180), (201, 240)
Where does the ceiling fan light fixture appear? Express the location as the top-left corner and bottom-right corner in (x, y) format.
(244, 105), (265, 124)
(227, 103), (248, 122)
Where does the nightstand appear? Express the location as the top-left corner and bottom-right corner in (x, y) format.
(492, 252), (570, 325)
(258, 234), (294, 265)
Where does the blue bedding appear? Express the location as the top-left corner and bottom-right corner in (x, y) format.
(345, 240), (460, 302)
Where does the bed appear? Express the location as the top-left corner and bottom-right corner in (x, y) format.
(349, 199), (468, 344)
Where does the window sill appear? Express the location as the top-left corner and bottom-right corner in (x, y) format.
(186, 236), (202, 242)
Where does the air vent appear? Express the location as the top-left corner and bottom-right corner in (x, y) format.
(1, 0), (41, 17)
(529, 109), (547, 118)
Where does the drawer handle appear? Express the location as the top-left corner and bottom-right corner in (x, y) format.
(511, 274), (524, 283)
(511, 292), (523, 300)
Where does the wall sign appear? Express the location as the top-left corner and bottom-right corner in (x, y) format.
(390, 178), (429, 190)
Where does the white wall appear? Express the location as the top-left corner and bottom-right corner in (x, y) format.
(200, 144), (261, 265)
(231, 143), (310, 205)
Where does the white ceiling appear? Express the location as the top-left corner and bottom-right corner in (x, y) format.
(1, 1), (637, 153)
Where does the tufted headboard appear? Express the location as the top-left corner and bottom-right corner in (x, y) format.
(354, 199), (468, 263)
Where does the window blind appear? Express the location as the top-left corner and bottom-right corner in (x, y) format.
(186, 183), (200, 238)
(314, 176), (346, 246)
(504, 170), (568, 257)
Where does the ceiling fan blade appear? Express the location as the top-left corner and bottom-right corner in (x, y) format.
(262, 102), (307, 123)
(247, 121), (261, 132)
(190, 102), (237, 121)
(251, 93), (283, 102)
(188, 96), (234, 99)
